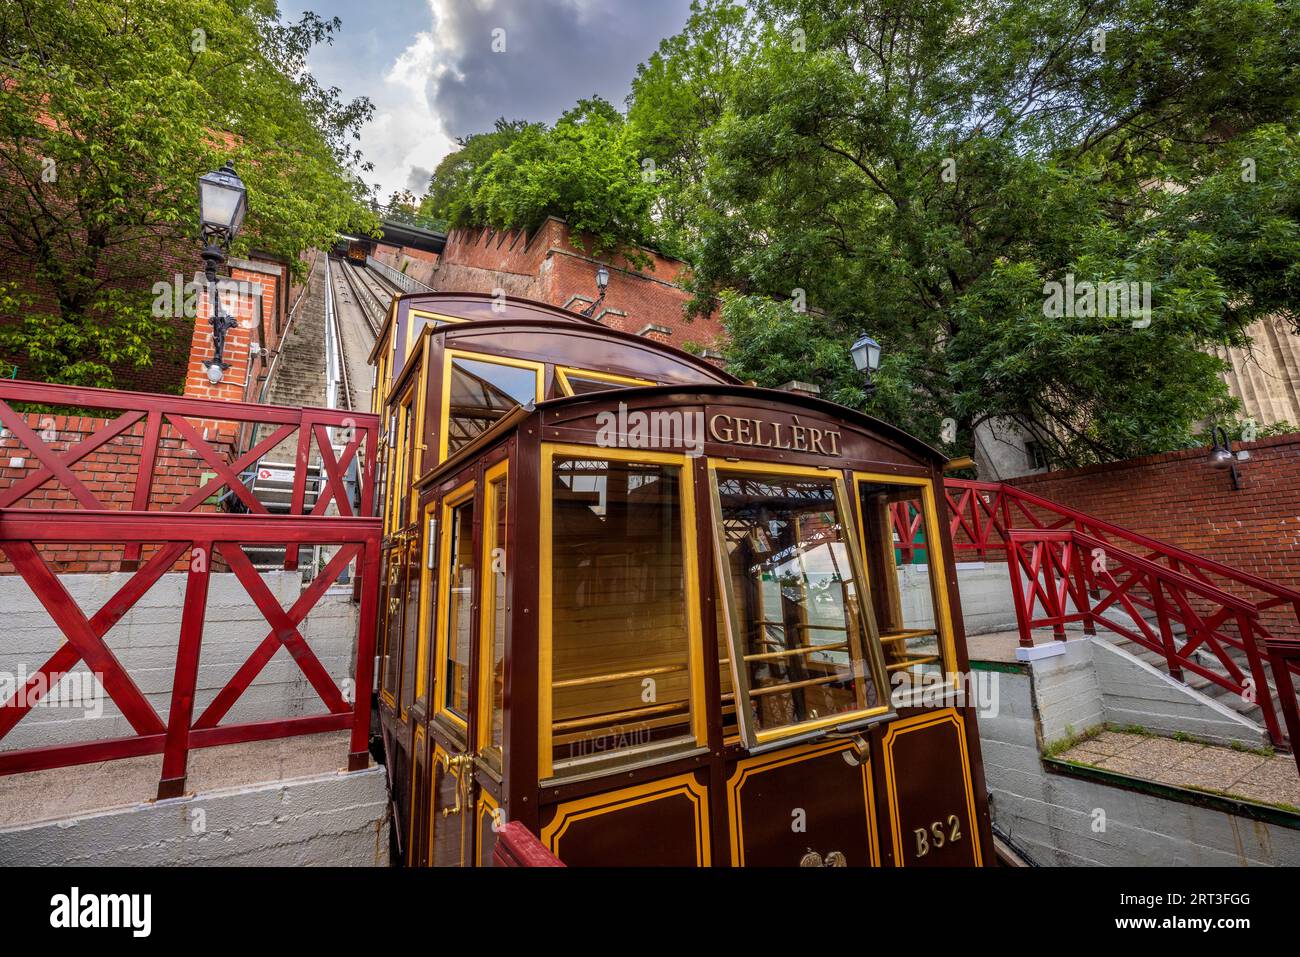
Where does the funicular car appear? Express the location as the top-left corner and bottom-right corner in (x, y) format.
(371, 292), (993, 867)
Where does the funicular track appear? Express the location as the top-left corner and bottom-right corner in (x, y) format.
(330, 256), (398, 415)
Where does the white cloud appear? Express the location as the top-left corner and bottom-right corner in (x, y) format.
(306, 0), (695, 198)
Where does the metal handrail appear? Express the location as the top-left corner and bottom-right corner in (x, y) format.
(365, 254), (433, 294)
(1008, 525), (1286, 745)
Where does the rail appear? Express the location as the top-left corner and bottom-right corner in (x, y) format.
(0, 380), (382, 793)
(365, 254), (433, 294)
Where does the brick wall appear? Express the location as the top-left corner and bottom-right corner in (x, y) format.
(1008, 434), (1300, 634)
(372, 243), (439, 287)
(0, 412), (226, 572)
(0, 241), (199, 395)
(433, 217), (728, 352)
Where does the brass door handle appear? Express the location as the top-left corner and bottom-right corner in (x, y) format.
(441, 752), (475, 817)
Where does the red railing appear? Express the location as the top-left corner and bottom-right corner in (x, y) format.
(1007, 527), (1282, 742)
(928, 479), (1300, 749)
(0, 380), (381, 796)
(491, 822), (564, 867)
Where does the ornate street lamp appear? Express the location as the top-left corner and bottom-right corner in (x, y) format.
(850, 332), (882, 394)
(197, 161), (248, 383)
(580, 264), (610, 318)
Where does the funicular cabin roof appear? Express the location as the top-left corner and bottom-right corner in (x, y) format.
(372, 291), (737, 413)
(371, 290), (600, 370)
(418, 383), (946, 491)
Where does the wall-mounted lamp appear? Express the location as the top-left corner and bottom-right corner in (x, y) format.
(580, 264), (610, 317)
(1208, 424), (1248, 491)
(197, 161), (248, 384)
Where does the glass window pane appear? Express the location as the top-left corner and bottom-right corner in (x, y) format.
(447, 357), (537, 456)
(858, 481), (945, 677)
(715, 472), (880, 737)
(561, 371), (653, 396)
(483, 475), (508, 768)
(401, 540), (422, 712)
(442, 499), (475, 719)
(549, 457), (694, 771)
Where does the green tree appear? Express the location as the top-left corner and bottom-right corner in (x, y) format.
(448, 97), (659, 258)
(0, 0), (379, 387)
(630, 0), (1300, 466)
(419, 118), (534, 224)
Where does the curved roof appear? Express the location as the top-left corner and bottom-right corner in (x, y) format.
(397, 290), (604, 325)
(422, 317), (740, 385)
(536, 382), (945, 465)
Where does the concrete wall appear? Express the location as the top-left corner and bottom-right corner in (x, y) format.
(1091, 638), (1268, 748)
(0, 766), (388, 866)
(977, 662), (1300, 865)
(0, 569), (358, 752)
(1026, 638), (1105, 744)
(1015, 637), (1264, 751)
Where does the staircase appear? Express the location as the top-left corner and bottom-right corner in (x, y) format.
(233, 462), (323, 569)
(941, 479), (1300, 750)
(254, 251), (329, 466)
(231, 253), (333, 569)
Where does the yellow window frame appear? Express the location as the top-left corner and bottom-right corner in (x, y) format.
(707, 458), (893, 751)
(852, 471), (959, 676)
(379, 546), (401, 711)
(439, 349), (545, 462)
(406, 309), (467, 361)
(477, 459), (509, 773)
(554, 366), (657, 397)
(413, 498), (438, 709)
(538, 443), (706, 781)
(387, 386), (415, 533)
(432, 479), (477, 733)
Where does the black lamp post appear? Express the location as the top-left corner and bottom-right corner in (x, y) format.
(850, 332), (882, 395)
(197, 161), (248, 384)
(580, 264), (610, 318)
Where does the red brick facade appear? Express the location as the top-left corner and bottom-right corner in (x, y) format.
(432, 217), (728, 354)
(1008, 434), (1300, 631)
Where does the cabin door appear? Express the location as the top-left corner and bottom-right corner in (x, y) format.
(424, 481), (483, 866)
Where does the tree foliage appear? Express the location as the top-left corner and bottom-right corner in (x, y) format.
(631, 0), (1300, 465)
(0, 0), (379, 387)
(440, 97), (659, 257)
(419, 118), (535, 223)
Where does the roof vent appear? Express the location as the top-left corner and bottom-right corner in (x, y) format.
(777, 380), (822, 397)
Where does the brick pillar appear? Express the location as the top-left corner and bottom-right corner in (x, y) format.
(184, 271), (255, 445)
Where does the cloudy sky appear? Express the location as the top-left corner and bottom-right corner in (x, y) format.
(281, 0), (697, 199)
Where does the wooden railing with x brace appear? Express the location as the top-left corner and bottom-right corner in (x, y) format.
(927, 479), (1300, 755)
(0, 379), (381, 797)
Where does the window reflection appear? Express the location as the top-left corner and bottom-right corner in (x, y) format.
(442, 499), (474, 720)
(446, 356), (538, 456)
(557, 368), (655, 397)
(482, 473), (508, 771)
(715, 472), (880, 739)
(858, 481), (946, 677)
(548, 457), (694, 772)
